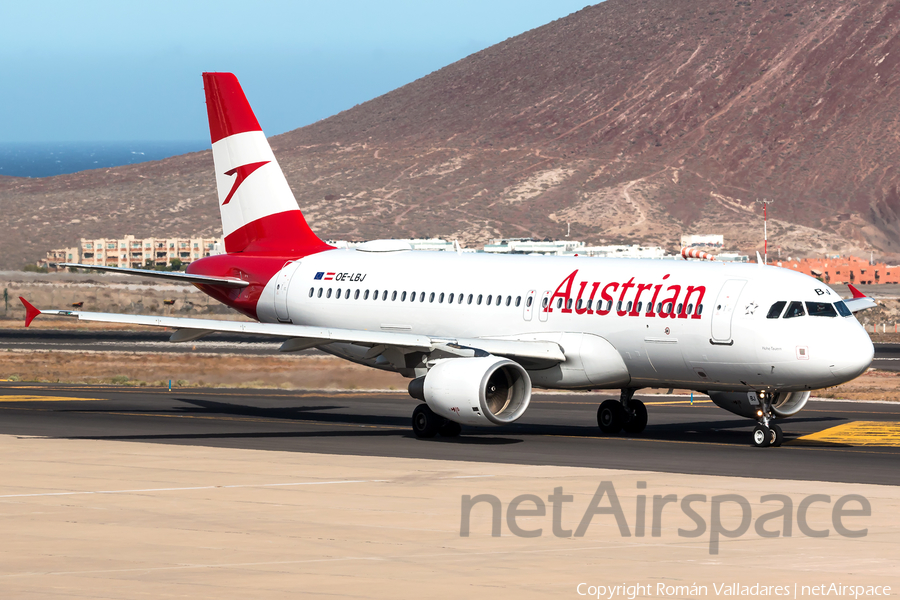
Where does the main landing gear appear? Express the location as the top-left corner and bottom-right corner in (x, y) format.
(411, 403), (462, 439)
(597, 388), (647, 435)
(750, 390), (784, 448)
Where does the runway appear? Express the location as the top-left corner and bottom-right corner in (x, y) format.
(1, 383), (897, 486)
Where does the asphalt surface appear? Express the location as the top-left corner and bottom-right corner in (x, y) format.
(1, 383), (897, 486)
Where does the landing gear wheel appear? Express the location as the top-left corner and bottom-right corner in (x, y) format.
(770, 423), (783, 447)
(622, 400), (648, 434)
(598, 400), (623, 434)
(438, 420), (462, 438)
(412, 404), (440, 438)
(752, 424), (772, 448)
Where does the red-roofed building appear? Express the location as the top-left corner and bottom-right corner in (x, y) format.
(775, 256), (900, 284)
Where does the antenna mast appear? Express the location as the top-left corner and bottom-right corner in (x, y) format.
(756, 198), (774, 265)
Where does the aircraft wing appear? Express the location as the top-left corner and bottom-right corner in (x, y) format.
(18, 298), (565, 364)
(844, 284), (878, 313)
(58, 263), (249, 288)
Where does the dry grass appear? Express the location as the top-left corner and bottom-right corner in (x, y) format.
(0, 350), (407, 391)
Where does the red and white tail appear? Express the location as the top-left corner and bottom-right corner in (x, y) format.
(202, 72), (331, 256)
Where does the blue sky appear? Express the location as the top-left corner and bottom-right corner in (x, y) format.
(1, 1), (595, 143)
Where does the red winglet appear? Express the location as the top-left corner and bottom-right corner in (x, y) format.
(19, 297), (41, 327)
(847, 283), (866, 299)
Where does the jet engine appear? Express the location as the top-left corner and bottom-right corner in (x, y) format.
(408, 356), (531, 426)
(708, 390), (811, 419)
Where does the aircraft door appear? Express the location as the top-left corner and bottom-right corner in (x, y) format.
(538, 290), (551, 322)
(710, 279), (747, 343)
(523, 290), (536, 321)
(274, 261), (302, 322)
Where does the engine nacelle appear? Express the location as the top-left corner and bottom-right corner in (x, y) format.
(708, 390), (811, 419)
(409, 356), (531, 426)
(771, 391), (810, 417)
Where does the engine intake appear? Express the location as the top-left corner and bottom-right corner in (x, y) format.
(408, 356), (532, 426)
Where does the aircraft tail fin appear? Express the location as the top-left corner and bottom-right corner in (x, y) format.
(202, 72), (331, 256)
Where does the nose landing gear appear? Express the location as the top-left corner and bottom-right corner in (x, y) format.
(751, 391), (783, 448)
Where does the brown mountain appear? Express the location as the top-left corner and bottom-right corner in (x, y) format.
(3, 0), (900, 270)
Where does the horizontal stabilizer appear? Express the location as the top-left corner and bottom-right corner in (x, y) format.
(59, 263), (249, 288)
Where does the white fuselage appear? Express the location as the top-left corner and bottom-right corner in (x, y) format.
(255, 249), (873, 392)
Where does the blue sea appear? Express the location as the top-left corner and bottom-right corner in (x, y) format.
(0, 141), (207, 178)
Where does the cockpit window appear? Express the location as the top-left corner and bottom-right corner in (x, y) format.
(806, 301), (838, 317)
(834, 300), (852, 317)
(766, 301), (786, 319)
(783, 301), (806, 319)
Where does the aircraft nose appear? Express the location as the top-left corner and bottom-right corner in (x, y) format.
(829, 326), (874, 381)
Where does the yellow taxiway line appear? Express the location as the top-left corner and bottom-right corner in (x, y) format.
(791, 421), (900, 447)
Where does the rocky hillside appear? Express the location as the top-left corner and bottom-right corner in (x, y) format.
(3, 0), (900, 268)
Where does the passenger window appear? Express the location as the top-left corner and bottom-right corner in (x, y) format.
(698, 304), (703, 315)
(364, 290), (369, 300)
(336, 288), (341, 298)
(506, 296), (511, 307)
(566, 298), (572, 310)
(382, 291), (388, 301)
(458, 294), (464, 304)
(391, 291), (397, 301)
(419, 292), (425, 302)
(516, 296), (521, 307)
(448, 293), (454, 304)
(487, 295), (493, 305)
(577, 299), (583, 310)
(439, 293), (445, 303)
(373, 289), (379, 300)
(477, 294), (483, 305)
(617, 301), (622, 312)
(308, 288), (314, 298)
(326, 289), (332, 299)
(526, 297), (532, 307)
(542, 297), (548, 308)
(766, 301), (786, 319)
(806, 301), (837, 317)
(354, 289), (360, 300)
(401, 291), (407, 301)
(835, 301), (852, 317)
(783, 301), (805, 319)
(467, 294), (473, 305)
(676, 303), (682, 315)
(496, 296), (502, 306)
(626, 301), (632, 312)
(557, 298), (563, 309)
(429, 292), (435, 303)
(687, 303), (693, 315)
(345, 289), (350, 299)
(317, 288), (323, 298)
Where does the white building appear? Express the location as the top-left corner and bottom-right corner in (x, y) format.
(565, 245), (669, 259)
(327, 238), (463, 252)
(483, 238), (585, 255)
(680, 234), (724, 248)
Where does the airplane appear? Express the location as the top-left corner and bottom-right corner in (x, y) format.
(20, 72), (877, 448)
